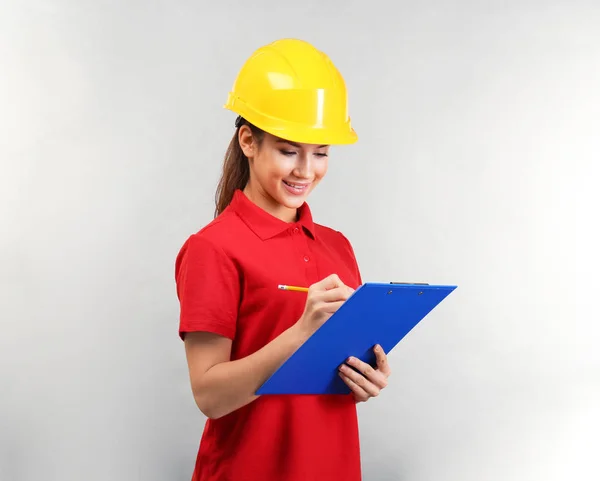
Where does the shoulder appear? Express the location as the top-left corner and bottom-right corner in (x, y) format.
(175, 209), (245, 276)
(195, 209), (246, 244)
(182, 205), (251, 248)
(313, 221), (362, 284)
(314, 222), (357, 256)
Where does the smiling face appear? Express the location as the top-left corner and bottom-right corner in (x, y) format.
(238, 125), (329, 222)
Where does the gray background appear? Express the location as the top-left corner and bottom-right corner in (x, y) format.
(1, 1), (598, 480)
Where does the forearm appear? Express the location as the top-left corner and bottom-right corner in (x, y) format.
(194, 323), (310, 419)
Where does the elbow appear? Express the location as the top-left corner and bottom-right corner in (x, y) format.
(190, 369), (230, 419)
(194, 394), (217, 420)
(193, 391), (227, 420)
(200, 407), (224, 420)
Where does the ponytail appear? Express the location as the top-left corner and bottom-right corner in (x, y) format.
(214, 117), (264, 217)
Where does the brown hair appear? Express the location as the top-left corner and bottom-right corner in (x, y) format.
(214, 117), (265, 217)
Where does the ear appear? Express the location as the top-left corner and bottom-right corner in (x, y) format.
(238, 125), (256, 158)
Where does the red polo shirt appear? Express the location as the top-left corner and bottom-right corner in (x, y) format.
(175, 189), (363, 481)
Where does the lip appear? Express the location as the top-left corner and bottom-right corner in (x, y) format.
(282, 180), (311, 196)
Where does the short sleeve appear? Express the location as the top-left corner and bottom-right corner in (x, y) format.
(174, 234), (240, 340)
(337, 231), (363, 285)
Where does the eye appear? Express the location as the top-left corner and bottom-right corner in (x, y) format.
(314, 152), (328, 158)
(280, 150), (297, 156)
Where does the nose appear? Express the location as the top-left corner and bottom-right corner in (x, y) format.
(292, 153), (313, 179)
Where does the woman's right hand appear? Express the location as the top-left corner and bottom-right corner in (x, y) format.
(296, 274), (355, 336)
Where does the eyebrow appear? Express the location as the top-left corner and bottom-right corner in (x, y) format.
(275, 138), (329, 149)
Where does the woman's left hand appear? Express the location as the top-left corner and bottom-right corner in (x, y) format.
(338, 344), (391, 403)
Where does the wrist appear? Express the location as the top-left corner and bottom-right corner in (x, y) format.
(289, 319), (312, 345)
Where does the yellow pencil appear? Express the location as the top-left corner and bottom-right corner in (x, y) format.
(278, 284), (309, 292)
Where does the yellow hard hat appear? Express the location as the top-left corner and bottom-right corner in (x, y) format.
(224, 38), (357, 145)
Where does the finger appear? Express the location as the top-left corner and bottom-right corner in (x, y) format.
(318, 286), (353, 303)
(322, 300), (345, 313)
(339, 364), (381, 397)
(374, 345), (392, 377)
(313, 273), (344, 291)
(339, 372), (370, 402)
(346, 356), (388, 389)
(311, 300), (344, 318)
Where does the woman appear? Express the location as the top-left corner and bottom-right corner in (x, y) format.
(175, 38), (391, 481)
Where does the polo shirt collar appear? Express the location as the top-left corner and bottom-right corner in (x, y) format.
(229, 189), (316, 240)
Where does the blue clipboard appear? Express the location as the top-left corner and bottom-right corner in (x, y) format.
(256, 282), (457, 395)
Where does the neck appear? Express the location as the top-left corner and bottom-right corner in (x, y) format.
(243, 185), (297, 223)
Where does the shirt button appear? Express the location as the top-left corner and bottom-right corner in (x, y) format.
(293, 227), (300, 234)
(304, 256), (310, 262)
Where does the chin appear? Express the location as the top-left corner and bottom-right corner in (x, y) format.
(278, 194), (306, 209)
